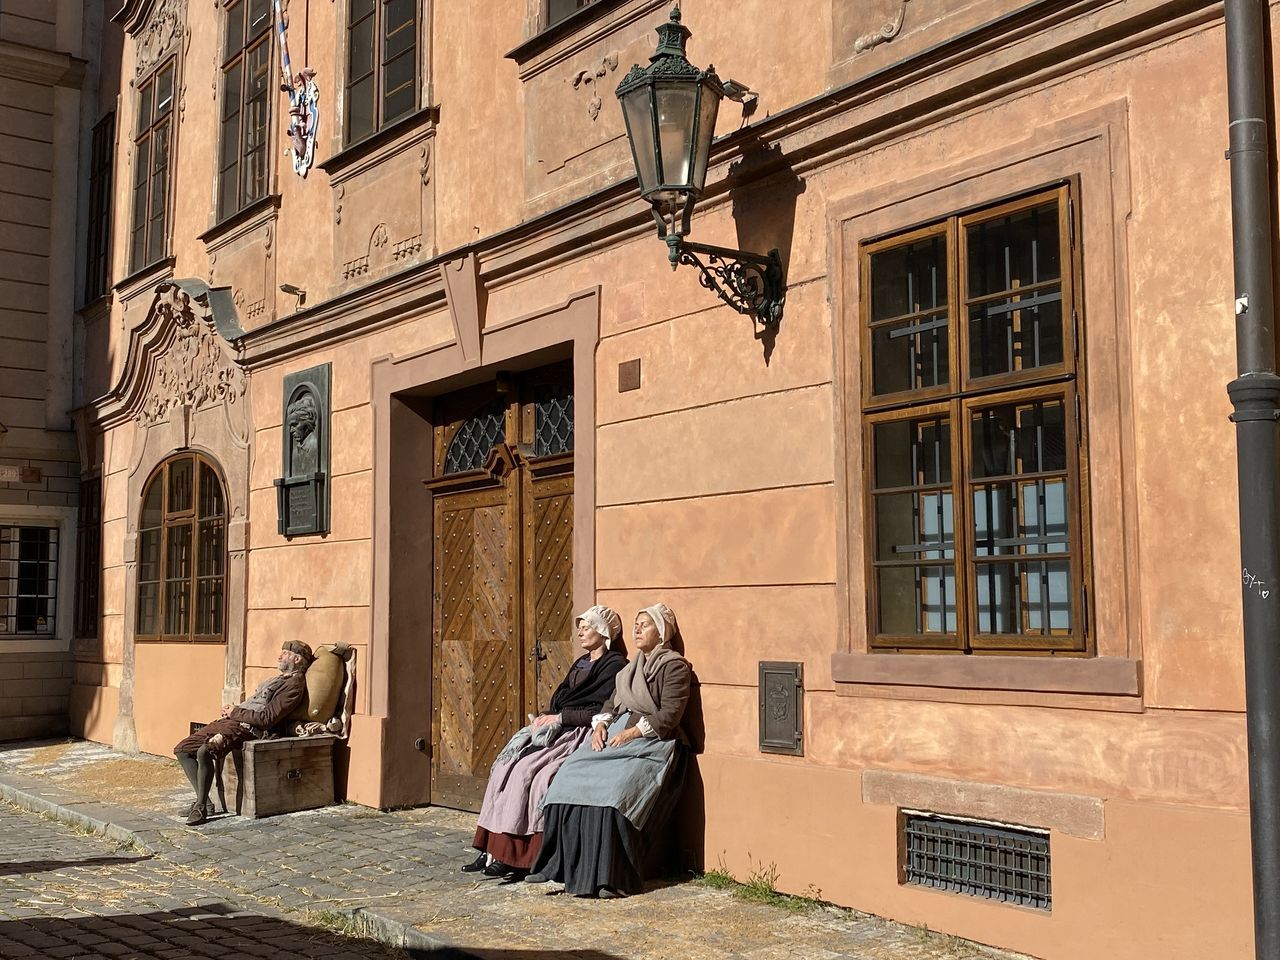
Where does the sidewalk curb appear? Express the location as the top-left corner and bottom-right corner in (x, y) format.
(0, 774), (449, 957)
(0, 778), (157, 854)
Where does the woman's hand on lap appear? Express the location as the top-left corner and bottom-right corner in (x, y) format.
(591, 724), (607, 751)
(608, 727), (640, 748)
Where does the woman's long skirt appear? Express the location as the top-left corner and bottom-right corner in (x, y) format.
(533, 747), (688, 896)
(471, 726), (589, 870)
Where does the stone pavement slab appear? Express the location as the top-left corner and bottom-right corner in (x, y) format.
(0, 739), (1033, 960)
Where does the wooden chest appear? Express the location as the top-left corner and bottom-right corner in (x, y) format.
(228, 735), (336, 819)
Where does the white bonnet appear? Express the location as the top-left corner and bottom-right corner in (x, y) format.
(574, 604), (623, 648)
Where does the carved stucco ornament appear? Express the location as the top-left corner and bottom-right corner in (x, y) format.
(134, 281), (247, 428)
(854, 0), (911, 54)
(133, 0), (187, 79)
(573, 53), (619, 121)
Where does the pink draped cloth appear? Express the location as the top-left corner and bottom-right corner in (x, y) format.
(475, 726), (591, 836)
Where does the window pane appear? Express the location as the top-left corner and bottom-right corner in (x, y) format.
(167, 457), (193, 514)
(141, 478), (163, 529)
(877, 564), (957, 635)
(155, 64), (175, 117)
(873, 417), (950, 489)
(138, 528), (161, 583)
(146, 121), (170, 264)
(164, 523), (192, 635)
(971, 478), (1068, 558)
(199, 463), (225, 519)
(383, 0), (416, 57)
(248, 0), (272, 39)
(137, 80), (154, 133)
(871, 234), (947, 321)
(970, 398), (1067, 480)
(196, 577), (224, 636)
(224, 0), (245, 61)
(869, 235), (949, 395)
(349, 0), (375, 24)
(131, 136), (150, 269)
(198, 519), (225, 578)
(348, 15), (375, 82)
(968, 290), (1063, 379)
(875, 492), (954, 562)
(975, 560), (1071, 635)
(381, 51), (416, 124)
(137, 581), (159, 635)
(967, 201), (1061, 298)
(871, 313), (949, 395)
(966, 200), (1064, 381)
(347, 75), (375, 143)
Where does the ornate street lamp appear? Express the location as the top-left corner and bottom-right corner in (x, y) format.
(615, 4), (785, 327)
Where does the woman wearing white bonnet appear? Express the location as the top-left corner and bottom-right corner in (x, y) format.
(530, 602), (692, 898)
(465, 604), (627, 879)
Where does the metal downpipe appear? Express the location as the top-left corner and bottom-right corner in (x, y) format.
(1225, 1), (1280, 956)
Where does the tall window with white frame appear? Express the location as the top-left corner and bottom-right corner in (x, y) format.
(861, 183), (1090, 654)
(130, 59), (176, 272)
(218, 0), (274, 221)
(0, 526), (59, 638)
(345, 0), (418, 145)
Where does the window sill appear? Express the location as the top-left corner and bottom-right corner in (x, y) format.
(114, 256), (175, 303)
(832, 652), (1141, 697)
(199, 193), (282, 249)
(319, 106), (438, 184)
(505, 0), (630, 65)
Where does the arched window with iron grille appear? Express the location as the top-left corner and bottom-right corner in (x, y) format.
(136, 453), (227, 642)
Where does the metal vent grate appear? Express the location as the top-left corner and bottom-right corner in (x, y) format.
(902, 812), (1051, 910)
(443, 403), (505, 474)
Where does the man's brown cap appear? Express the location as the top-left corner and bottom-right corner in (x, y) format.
(282, 640), (315, 664)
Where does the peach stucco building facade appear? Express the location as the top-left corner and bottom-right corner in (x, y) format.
(25, 0), (1262, 956)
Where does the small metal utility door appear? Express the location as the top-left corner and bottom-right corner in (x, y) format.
(426, 364), (575, 812)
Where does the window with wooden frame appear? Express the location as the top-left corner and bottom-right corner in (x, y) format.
(136, 455), (227, 643)
(546, 0), (597, 28)
(345, 0), (418, 145)
(74, 478), (102, 640)
(130, 59), (176, 272)
(84, 113), (115, 302)
(861, 184), (1089, 654)
(218, 0), (274, 222)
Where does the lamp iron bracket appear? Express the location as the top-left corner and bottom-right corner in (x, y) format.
(666, 235), (785, 328)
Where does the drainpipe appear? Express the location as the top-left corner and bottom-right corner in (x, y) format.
(1225, 1), (1280, 957)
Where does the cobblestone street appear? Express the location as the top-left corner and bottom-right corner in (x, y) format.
(0, 741), (1028, 960)
(0, 802), (407, 959)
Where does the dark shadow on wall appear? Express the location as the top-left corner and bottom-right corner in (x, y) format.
(727, 133), (807, 366)
(674, 665), (706, 876)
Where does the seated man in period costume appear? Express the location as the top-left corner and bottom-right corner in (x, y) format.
(172, 640), (313, 825)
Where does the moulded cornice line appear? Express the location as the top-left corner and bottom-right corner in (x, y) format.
(237, 0), (1215, 364)
(0, 41), (87, 88)
(236, 267), (449, 369)
(111, 0), (156, 32)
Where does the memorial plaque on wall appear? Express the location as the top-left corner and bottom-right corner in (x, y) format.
(274, 363), (331, 536)
(759, 661), (804, 756)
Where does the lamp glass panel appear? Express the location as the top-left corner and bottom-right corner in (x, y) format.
(621, 86), (659, 194)
(655, 82), (696, 188)
(690, 81), (720, 191)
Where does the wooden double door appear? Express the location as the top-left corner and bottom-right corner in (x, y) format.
(426, 363), (576, 811)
